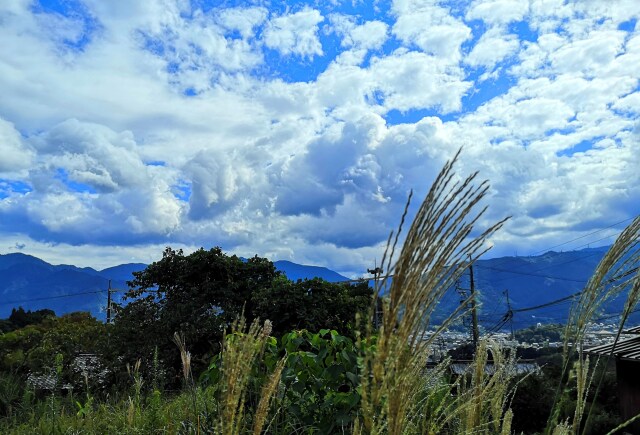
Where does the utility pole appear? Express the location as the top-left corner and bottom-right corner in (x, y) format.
(504, 289), (515, 340)
(106, 279), (112, 325)
(367, 262), (384, 328)
(367, 260), (383, 289)
(469, 257), (479, 348)
(455, 280), (470, 327)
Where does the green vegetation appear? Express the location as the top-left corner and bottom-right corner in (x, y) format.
(514, 323), (563, 344)
(0, 308), (56, 333)
(0, 151), (638, 434)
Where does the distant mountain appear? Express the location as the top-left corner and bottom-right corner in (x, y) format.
(274, 260), (349, 282)
(0, 253), (51, 271)
(1, 246), (633, 328)
(99, 263), (148, 283)
(434, 245), (637, 329)
(0, 253), (119, 319)
(0, 255), (350, 319)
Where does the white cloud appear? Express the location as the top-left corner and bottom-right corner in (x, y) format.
(331, 15), (388, 51)
(263, 7), (324, 58)
(466, 0), (530, 26)
(392, 1), (471, 63)
(613, 91), (640, 114)
(0, 120), (184, 244)
(184, 147), (268, 220)
(549, 30), (626, 76)
(0, 0), (638, 277)
(216, 6), (268, 39)
(370, 50), (472, 113)
(465, 28), (520, 68)
(0, 118), (33, 173)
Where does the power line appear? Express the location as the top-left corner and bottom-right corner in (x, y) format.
(482, 265), (640, 332)
(512, 292), (581, 313)
(476, 265), (587, 283)
(483, 217), (634, 272)
(593, 307), (640, 322)
(505, 266), (640, 314)
(0, 290), (106, 307)
(532, 217), (634, 254)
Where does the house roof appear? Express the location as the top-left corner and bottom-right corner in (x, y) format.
(448, 361), (539, 376)
(26, 373), (73, 391)
(622, 325), (640, 334)
(584, 336), (640, 361)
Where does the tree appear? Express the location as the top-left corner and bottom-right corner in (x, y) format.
(110, 247), (280, 384)
(252, 276), (372, 338)
(2, 307), (56, 332)
(0, 312), (105, 384)
(109, 246), (373, 386)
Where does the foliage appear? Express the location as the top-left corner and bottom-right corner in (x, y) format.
(109, 247), (280, 387)
(110, 247), (371, 389)
(252, 276), (372, 338)
(203, 328), (362, 433)
(0, 308), (56, 334)
(0, 312), (105, 384)
(514, 323), (563, 344)
(0, 372), (23, 418)
(7, 308), (56, 331)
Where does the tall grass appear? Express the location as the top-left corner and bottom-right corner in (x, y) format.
(354, 148), (639, 434)
(549, 215), (640, 434)
(356, 149), (509, 434)
(217, 318), (284, 435)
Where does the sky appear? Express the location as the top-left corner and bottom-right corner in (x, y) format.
(0, 0), (638, 276)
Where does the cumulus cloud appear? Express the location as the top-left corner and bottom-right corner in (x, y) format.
(465, 28), (520, 68)
(331, 15), (388, 51)
(263, 7), (324, 58)
(184, 147), (266, 220)
(0, 0), (638, 276)
(0, 119), (183, 245)
(391, 0), (471, 63)
(371, 50), (472, 113)
(466, 0), (529, 26)
(217, 6), (268, 39)
(0, 118), (33, 173)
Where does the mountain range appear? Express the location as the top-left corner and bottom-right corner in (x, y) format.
(1, 247), (636, 329)
(0, 253), (349, 319)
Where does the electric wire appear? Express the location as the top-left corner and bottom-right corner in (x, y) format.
(0, 289), (106, 307)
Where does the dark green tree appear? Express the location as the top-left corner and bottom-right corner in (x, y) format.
(252, 276), (372, 338)
(0, 312), (105, 380)
(108, 246), (373, 387)
(4, 307), (55, 331)
(109, 247), (280, 384)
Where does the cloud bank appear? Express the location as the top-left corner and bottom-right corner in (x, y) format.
(0, 0), (638, 275)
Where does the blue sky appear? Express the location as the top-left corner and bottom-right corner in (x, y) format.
(0, 0), (638, 275)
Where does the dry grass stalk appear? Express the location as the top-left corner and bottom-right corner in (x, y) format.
(217, 317), (275, 435)
(252, 356), (286, 435)
(548, 216), (640, 433)
(173, 332), (192, 384)
(402, 358), (452, 434)
(443, 340), (518, 434)
(358, 149), (508, 434)
(571, 357), (592, 434)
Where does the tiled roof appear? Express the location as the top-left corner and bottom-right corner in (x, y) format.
(26, 353), (106, 390)
(622, 325), (640, 334)
(26, 374), (72, 391)
(584, 336), (640, 361)
(449, 362), (539, 376)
